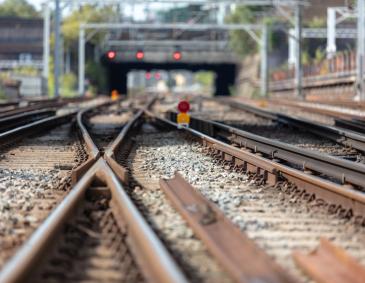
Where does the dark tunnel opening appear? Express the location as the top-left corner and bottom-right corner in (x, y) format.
(103, 60), (237, 96)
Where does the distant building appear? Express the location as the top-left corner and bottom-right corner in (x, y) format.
(0, 17), (43, 70)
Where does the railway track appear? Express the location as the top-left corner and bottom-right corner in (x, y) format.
(0, 114), (87, 269)
(0, 97), (106, 269)
(0, 97), (189, 283)
(109, 105), (365, 282)
(184, 98), (365, 162)
(1, 95), (365, 283)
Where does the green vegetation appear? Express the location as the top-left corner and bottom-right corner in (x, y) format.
(157, 5), (207, 23)
(0, 0), (39, 18)
(194, 71), (214, 87)
(60, 73), (78, 97)
(225, 6), (258, 58)
(62, 5), (119, 48)
(86, 61), (107, 95)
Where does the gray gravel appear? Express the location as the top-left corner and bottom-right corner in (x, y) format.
(125, 130), (234, 283)
(0, 124), (83, 269)
(127, 129), (365, 282)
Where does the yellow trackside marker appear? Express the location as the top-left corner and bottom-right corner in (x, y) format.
(111, 90), (119, 101)
(177, 112), (190, 128)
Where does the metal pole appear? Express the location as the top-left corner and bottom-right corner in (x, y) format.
(54, 0), (61, 97)
(260, 24), (268, 97)
(326, 8), (336, 58)
(288, 28), (295, 65)
(294, 4), (302, 98)
(78, 27), (86, 95)
(357, 0), (365, 101)
(42, 3), (50, 81)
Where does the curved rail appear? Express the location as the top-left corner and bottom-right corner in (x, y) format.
(0, 95), (187, 283)
(0, 159), (187, 283)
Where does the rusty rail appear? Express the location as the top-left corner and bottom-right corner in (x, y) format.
(293, 238), (365, 283)
(145, 110), (365, 221)
(160, 173), (296, 283)
(0, 159), (187, 283)
(0, 109), (55, 132)
(0, 112), (75, 147)
(167, 111), (365, 189)
(215, 98), (365, 152)
(0, 95), (188, 283)
(269, 99), (364, 120)
(335, 118), (365, 135)
(104, 95), (158, 183)
(0, 100), (67, 119)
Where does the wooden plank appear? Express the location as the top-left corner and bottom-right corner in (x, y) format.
(160, 172), (296, 283)
(293, 237), (365, 283)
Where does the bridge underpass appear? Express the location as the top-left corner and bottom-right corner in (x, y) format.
(79, 22), (267, 97)
(103, 55), (237, 96)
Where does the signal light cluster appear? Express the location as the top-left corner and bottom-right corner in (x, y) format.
(136, 50), (144, 60)
(145, 72), (161, 80)
(106, 50), (183, 61)
(173, 51), (182, 61)
(107, 50), (116, 60)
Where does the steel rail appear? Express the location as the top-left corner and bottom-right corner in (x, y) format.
(276, 114), (365, 152)
(335, 118), (365, 134)
(269, 99), (365, 120)
(293, 238), (365, 283)
(145, 110), (365, 218)
(0, 112), (76, 147)
(216, 98), (365, 152)
(0, 159), (188, 283)
(105, 95), (157, 182)
(161, 173), (296, 283)
(0, 97), (187, 283)
(186, 113), (365, 188)
(72, 100), (118, 183)
(0, 101), (67, 119)
(0, 110), (55, 132)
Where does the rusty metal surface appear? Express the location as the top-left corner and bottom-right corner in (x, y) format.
(105, 95), (157, 182)
(0, 157), (188, 283)
(0, 110), (55, 132)
(205, 98), (365, 154)
(269, 99), (363, 120)
(0, 101), (66, 119)
(145, 110), (365, 219)
(167, 112), (365, 189)
(160, 172), (296, 283)
(77, 108), (100, 160)
(335, 118), (365, 134)
(293, 238), (365, 283)
(0, 160), (98, 283)
(0, 112), (75, 147)
(0, 96), (187, 283)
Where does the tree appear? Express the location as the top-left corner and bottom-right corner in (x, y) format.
(0, 0), (39, 18)
(57, 5), (120, 96)
(62, 5), (119, 49)
(225, 6), (259, 58)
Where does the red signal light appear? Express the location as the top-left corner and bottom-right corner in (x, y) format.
(154, 72), (161, 80)
(107, 51), (116, 60)
(177, 100), (190, 113)
(145, 72), (151, 80)
(173, 51), (182, 61)
(136, 50), (144, 60)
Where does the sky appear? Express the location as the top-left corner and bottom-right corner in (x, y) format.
(28, 0), (43, 9)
